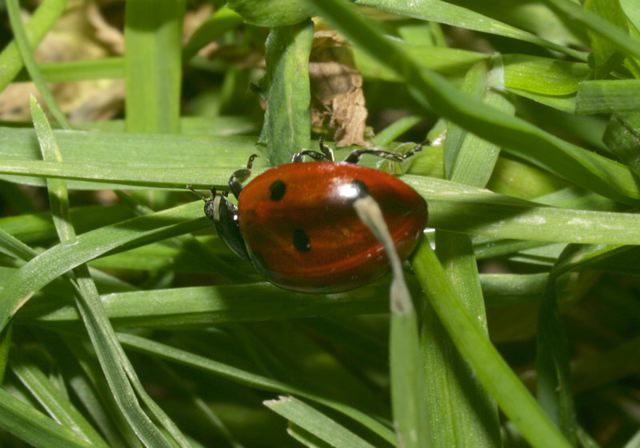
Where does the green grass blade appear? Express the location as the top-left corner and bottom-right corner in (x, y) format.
(118, 333), (396, 444)
(0, 324), (12, 384)
(355, 0), (586, 60)
(576, 80), (640, 114)
(543, 0), (640, 60)
(412, 242), (571, 448)
(11, 359), (109, 447)
(6, 0), (71, 129)
(305, 0), (640, 204)
(261, 21), (313, 165)
(424, 59), (502, 447)
(0, 387), (94, 448)
(0, 201), (204, 331)
(30, 97), (181, 447)
(124, 0), (185, 133)
(0, 0), (67, 91)
(183, 6), (243, 61)
(264, 396), (376, 448)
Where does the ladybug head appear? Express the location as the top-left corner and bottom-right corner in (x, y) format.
(205, 193), (249, 261)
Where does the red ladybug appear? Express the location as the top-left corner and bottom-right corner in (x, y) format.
(205, 142), (428, 293)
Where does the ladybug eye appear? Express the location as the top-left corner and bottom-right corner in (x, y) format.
(292, 228), (311, 252)
(269, 180), (286, 201)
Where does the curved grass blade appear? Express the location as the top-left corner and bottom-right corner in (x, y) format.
(264, 396), (375, 448)
(0, 387), (94, 448)
(260, 21), (313, 165)
(304, 0), (640, 204)
(31, 97), (183, 447)
(6, 0), (70, 129)
(0, 0), (67, 90)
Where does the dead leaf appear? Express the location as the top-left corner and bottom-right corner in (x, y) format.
(309, 30), (369, 147)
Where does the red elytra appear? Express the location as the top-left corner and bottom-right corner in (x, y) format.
(204, 143), (428, 293)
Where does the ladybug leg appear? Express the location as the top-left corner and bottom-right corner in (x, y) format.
(318, 137), (335, 161)
(291, 138), (335, 162)
(229, 154), (259, 199)
(344, 141), (425, 164)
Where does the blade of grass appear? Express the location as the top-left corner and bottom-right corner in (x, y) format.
(0, 387), (94, 448)
(6, 0), (71, 129)
(305, 0), (640, 204)
(0, 323), (12, 384)
(0, 201), (206, 336)
(6, 158), (640, 246)
(355, 0), (587, 60)
(11, 358), (109, 447)
(124, 0), (185, 133)
(426, 59), (502, 447)
(353, 194), (427, 447)
(576, 80), (640, 114)
(260, 21), (313, 165)
(412, 242), (571, 448)
(117, 332), (396, 444)
(183, 6), (243, 62)
(0, 0), (68, 90)
(543, 0), (640, 60)
(31, 97), (182, 447)
(264, 396), (375, 448)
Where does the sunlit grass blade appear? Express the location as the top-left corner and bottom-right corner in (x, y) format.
(31, 97), (183, 447)
(0, 387), (94, 448)
(11, 358), (109, 447)
(412, 242), (571, 447)
(0, 0), (68, 90)
(183, 6), (243, 61)
(576, 80), (640, 114)
(6, 0), (70, 129)
(264, 396), (376, 448)
(305, 0), (640, 204)
(543, 0), (640, 60)
(355, 0), (586, 60)
(261, 21), (313, 165)
(124, 0), (185, 133)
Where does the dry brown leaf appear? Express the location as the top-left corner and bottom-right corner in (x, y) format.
(309, 30), (369, 147)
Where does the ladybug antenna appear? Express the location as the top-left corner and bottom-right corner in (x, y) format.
(186, 185), (208, 202)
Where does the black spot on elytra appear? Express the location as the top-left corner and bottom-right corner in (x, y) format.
(352, 180), (369, 198)
(293, 228), (311, 252)
(270, 180), (286, 201)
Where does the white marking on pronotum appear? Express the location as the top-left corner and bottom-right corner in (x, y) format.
(353, 196), (413, 315)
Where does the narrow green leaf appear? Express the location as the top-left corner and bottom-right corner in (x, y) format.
(543, 0), (640, 61)
(261, 21), (313, 165)
(6, 0), (71, 129)
(536, 284), (578, 443)
(11, 359), (109, 447)
(503, 54), (589, 96)
(183, 6), (243, 61)
(31, 97), (181, 447)
(305, 0), (640, 204)
(265, 396), (375, 448)
(0, 386), (95, 448)
(0, 324), (12, 384)
(228, 0), (315, 27)
(118, 333), (396, 444)
(577, 80), (640, 114)
(355, 0), (586, 60)
(412, 242), (571, 448)
(124, 0), (185, 133)
(603, 112), (640, 176)
(0, 0), (68, 91)
(0, 201), (204, 331)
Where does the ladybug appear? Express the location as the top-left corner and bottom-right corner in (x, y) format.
(204, 141), (428, 293)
